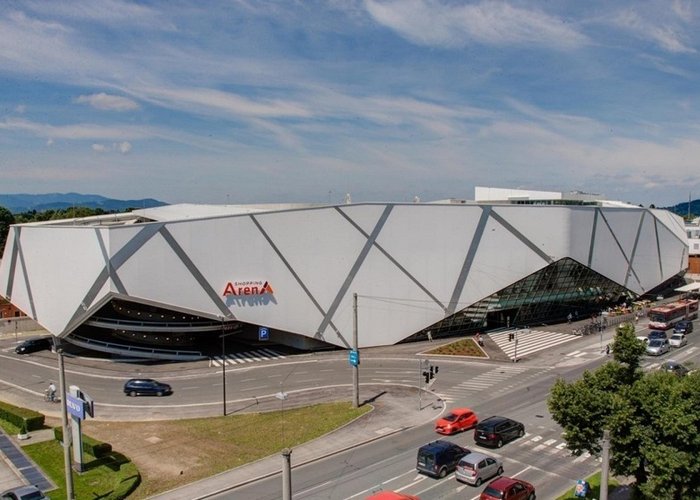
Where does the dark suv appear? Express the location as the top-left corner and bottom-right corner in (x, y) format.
(416, 440), (470, 478)
(674, 321), (693, 334)
(15, 337), (53, 355)
(123, 378), (172, 397)
(474, 416), (525, 448)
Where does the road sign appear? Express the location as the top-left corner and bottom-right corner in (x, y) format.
(66, 393), (85, 420)
(259, 327), (269, 341)
(348, 350), (360, 366)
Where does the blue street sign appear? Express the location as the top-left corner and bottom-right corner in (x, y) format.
(66, 393), (85, 420)
(259, 327), (269, 341)
(348, 350), (360, 366)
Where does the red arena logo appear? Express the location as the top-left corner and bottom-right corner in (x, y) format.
(223, 280), (274, 297)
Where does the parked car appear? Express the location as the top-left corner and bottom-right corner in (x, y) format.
(646, 338), (670, 356)
(647, 330), (668, 341)
(480, 476), (536, 500)
(0, 485), (49, 500)
(416, 440), (470, 478)
(455, 451), (503, 486)
(674, 320), (694, 334)
(123, 378), (172, 397)
(669, 333), (687, 348)
(660, 360), (690, 377)
(15, 337), (52, 355)
(365, 492), (419, 500)
(435, 407), (478, 435)
(474, 416), (525, 448)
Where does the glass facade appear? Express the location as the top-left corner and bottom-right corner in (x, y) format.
(422, 258), (636, 339)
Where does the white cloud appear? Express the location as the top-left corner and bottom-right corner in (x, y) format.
(612, 8), (696, 54)
(116, 141), (132, 154)
(92, 143), (108, 152)
(364, 0), (588, 49)
(46, 138), (54, 146)
(15, 104), (26, 113)
(75, 93), (139, 111)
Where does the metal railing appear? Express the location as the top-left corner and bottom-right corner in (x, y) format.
(67, 334), (205, 361)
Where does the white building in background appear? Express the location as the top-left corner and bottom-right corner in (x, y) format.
(0, 188), (689, 358)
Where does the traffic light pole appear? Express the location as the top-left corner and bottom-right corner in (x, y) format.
(352, 293), (359, 409)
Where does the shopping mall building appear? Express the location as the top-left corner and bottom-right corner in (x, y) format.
(0, 188), (689, 357)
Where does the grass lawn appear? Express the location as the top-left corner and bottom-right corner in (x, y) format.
(424, 338), (486, 357)
(556, 471), (621, 499)
(23, 440), (139, 500)
(83, 401), (371, 498)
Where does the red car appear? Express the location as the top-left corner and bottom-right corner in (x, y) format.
(365, 492), (419, 500)
(434, 407), (478, 435)
(480, 476), (536, 500)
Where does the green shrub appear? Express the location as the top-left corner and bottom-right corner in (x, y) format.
(0, 400), (44, 431)
(53, 427), (113, 458)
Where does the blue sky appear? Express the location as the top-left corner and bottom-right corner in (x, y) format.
(1, 0), (699, 207)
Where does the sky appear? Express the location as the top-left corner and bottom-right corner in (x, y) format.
(1, 0), (699, 207)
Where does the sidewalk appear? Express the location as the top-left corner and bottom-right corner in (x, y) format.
(149, 385), (444, 499)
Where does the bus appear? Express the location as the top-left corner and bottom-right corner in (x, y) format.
(648, 299), (699, 330)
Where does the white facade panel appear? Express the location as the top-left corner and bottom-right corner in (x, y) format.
(490, 206), (570, 260)
(373, 204), (479, 305)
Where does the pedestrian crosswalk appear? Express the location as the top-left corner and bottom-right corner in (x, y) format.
(436, 365), (530, 402)
(515, 431), (602, 465)
(489, 329), (578, 360)
(211, 348), (286, 366)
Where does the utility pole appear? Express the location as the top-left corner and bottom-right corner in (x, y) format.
(282, 448), (292, 500)
(352, 293), (359, 408)
(600, 429), (610, 500)
(56, 342), (75, 499)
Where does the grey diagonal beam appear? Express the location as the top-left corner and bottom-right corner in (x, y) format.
(490, 210), (554, 265)
(4, 228), (20, 298)
(316, 205), (394, 342)
(94, 228), (127, 295)
(598, 210), (635, 278)
(623, 211), (645, 290)
(447, 207), (490, 316)
(653, 216), (663, 279)
(249, 215), (341, 338)
(65, 223), (164, 332)
(588, 209), (599, 268)
(158, 227), (235, 320)
(335, 207), (447, 312)
(16, 232), (37, 318)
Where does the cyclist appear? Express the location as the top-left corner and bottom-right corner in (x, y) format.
(47, 382), (57, 402)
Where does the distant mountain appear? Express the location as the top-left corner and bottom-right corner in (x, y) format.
(664, 199), (700, 219)
(0, 193), (168, 214)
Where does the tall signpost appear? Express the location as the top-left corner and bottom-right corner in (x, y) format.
(351, 293), (360, 408)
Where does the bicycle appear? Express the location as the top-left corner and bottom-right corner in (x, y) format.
(43, 389), (59, 403)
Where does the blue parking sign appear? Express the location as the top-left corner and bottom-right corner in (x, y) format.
(259, 327), (269, 341)
(348, 350), (360, 366)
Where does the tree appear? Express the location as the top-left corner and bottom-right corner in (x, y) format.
(0, 206), (15, 259)
(548, 322), (700, 497)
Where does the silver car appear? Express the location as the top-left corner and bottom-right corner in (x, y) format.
(669, 333), (687, 348)
(455, 451), (503, 486)
(646, 338), (670, 356)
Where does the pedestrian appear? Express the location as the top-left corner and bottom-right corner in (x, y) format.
(605, 344), (610, 356)
(567, 313), (572, 324)
(426, 330), (433, 342)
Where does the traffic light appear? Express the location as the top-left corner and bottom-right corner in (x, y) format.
(423, 370), (430, 384)
(508, 333), (514, 342)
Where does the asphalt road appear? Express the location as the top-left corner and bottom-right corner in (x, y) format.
(1, 319), (699, 499)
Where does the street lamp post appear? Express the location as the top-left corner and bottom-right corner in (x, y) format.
(55, 340), (75, 499)
(221, 321), (227, 417)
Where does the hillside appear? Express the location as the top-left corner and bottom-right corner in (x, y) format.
(0, 193), (167, 214)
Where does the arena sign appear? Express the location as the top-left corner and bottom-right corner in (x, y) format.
(223, 280), (274, 297)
